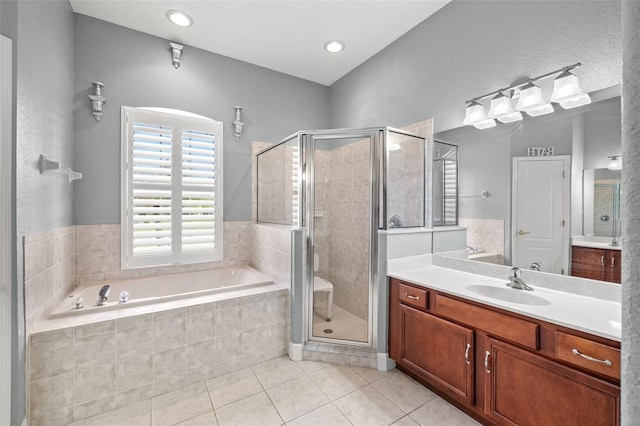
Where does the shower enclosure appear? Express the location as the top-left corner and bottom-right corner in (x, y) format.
(257, 127), (426, 348)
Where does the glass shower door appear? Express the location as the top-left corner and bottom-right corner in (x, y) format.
(308, 133), (375, 345)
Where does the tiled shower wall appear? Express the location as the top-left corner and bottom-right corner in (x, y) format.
(458, 218), (505, 256)
(316, 140), (371, 320)
(250, 223), (293, 287)
(28, 289), (289, 425)
(23, 222), (253, 334)
(255, 141), (299, 225)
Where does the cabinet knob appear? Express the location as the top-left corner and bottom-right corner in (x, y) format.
(611, 256), (616, 267)
(601, 255), (605, 266)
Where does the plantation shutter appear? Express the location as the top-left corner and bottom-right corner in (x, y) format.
(122, 107), (223, 269)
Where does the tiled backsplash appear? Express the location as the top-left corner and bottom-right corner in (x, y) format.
(23, 222), (253, 335)
(24, 226), (76, 336)
(251, 223), (292, 287)
(28, 290), (289, 425)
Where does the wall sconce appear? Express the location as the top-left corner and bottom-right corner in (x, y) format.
(233, 106), (244, 141)
(170, 42), (183, 69)
(608, 156), (622, 170)
(89, 82), (106, 122)
(463, 63), (591, 129)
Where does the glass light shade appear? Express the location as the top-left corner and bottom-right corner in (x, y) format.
(551, 71), (585, 103)
(559, 93), (592, 109)
(497, 111), (523, 123)
(525, 103), (554, 117)
(488, 93), (515, 119)
(608, 156), (622, 170)
(473, 118), (496, 129)
(516, 83), (546, 112)
(463, 102), (488, 126)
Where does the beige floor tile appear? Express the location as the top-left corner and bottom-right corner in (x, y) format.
(215, 392), (282, 426)
(206, 368), (263, 408)
(372, 370), (436, 413)
(251, 356), (305, 389)
(391, 415), (420, 426)
(266, 376), (330, 422)
(334, 385), (404, 426)
(296, 359), (330, 373)
(174, 411), (218, 426)
(351, 366), (390, 383)
(286, 403), (351, 426)
(84, 400), (150, 426)
(409, 397), (481, 426)
(151, 383), (213, 426)
(308, 365), (368, 400)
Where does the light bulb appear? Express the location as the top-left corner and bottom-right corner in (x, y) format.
(166, 10), (193, 27)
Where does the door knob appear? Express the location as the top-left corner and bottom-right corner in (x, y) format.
(517, 230), (530, 235)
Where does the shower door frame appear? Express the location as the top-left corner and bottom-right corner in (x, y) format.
(303, 128), (384, 348)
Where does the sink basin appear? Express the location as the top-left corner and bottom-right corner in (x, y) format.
(466, 284), (551, 306)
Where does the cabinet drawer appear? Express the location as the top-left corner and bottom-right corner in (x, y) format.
(556, 331), (620, 380)
(398, 283), (428, 310)
(435, 294), (539, 350)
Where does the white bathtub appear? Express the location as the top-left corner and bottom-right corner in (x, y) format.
(51, 266), (273, 317)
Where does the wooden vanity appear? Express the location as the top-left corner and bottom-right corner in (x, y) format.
(571, 245), (621, 284)
(389, 277), (620, 425)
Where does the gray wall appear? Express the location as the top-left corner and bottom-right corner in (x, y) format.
(73, 15), (330, 225)
(329, 0), (621, 134)
(12, 1), (75, 424)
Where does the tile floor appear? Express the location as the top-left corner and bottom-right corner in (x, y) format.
(75, 356), (481, 426)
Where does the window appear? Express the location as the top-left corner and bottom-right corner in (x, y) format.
(121, 107), (223, 269)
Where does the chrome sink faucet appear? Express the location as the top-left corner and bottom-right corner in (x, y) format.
(97, 284), (110, 306)
(506, 267), (533, 291)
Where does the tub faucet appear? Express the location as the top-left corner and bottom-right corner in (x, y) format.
(97, 285), (110, 306)
(506, 267), (533, 291)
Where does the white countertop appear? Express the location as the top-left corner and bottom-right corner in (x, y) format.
(572, 235), (622, 251)
(388, 256), (621, 342)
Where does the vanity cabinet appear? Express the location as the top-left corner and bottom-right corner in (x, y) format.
(389, 278), (620, 425)
(571, 246), (621, 284)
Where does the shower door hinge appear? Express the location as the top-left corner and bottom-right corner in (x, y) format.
(562, 220), (565, 227)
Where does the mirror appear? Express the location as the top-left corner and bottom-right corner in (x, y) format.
(583, 168), (622, 239)
(432, 141), (458, 226)
(433, 87), (621, 279)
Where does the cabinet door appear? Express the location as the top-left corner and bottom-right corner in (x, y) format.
(607, 251), (621, 284)
(571, 246), (606, 281)
(399, 305), (474, 405)
(484, 339), (619, 426)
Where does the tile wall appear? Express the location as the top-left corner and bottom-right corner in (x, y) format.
(28, 289), (289, 425)
(24, 226), (76, 336)
(255, 141), (299, 225)
(250, 223), (293, 288)
(458, 218), (505, 257)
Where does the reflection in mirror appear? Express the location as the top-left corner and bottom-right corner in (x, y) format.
(432, 141), (458, 226)
(433, 87), (621, 281)
(583, 168), (621, 239)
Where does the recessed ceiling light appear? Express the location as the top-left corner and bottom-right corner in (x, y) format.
(324, 40), (345, 53)
(166, 10), (193, 27)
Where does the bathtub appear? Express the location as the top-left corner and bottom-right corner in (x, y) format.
(50, 265), (273, 317)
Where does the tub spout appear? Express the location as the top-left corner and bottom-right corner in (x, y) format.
(97, 285), (110, 306)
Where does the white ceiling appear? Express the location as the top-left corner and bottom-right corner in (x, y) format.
(69, 1), (450, 86)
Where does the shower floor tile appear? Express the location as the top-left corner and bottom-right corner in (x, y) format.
(312, 304), (368, 342)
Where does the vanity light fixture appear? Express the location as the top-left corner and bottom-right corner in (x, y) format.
(463, 63), (590, 129)
(608, 156), (622, 170)
(166, 10), (193, 27)
(324, 40), (345, 53)
(488, 92), (523, 123)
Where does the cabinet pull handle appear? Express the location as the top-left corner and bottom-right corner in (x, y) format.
(405, 294), (420, 301)
(601, 255), (605, 266)
(484, 350), (491, 373)
(464, 343), (472, 365)
(572, 348), (612, 366)
(611, 256), (616, 267)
